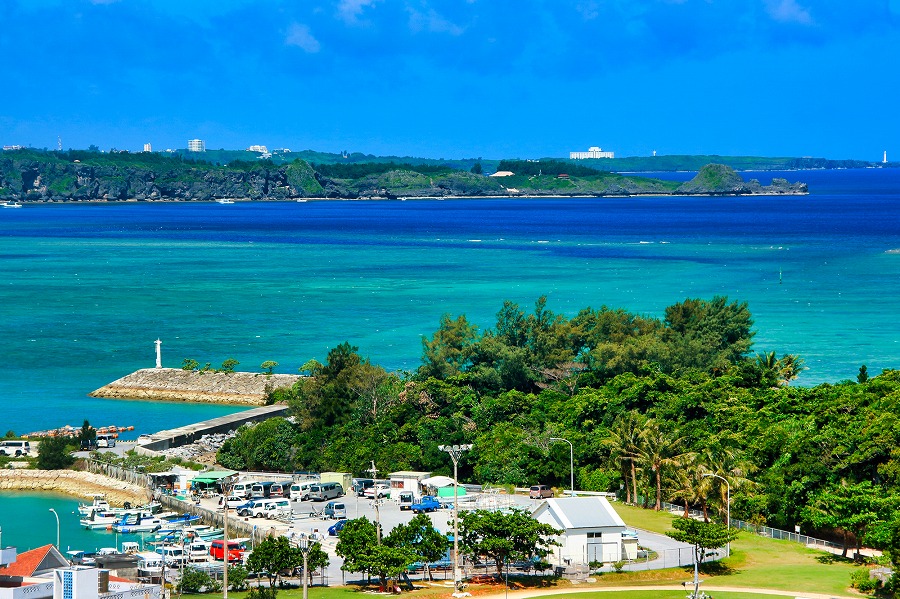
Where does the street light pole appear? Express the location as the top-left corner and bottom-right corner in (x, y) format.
(298, 535), (311, 599)
(702, 473), (731, 558)
(439, 443), (472, 595)
(48, 509), (59, 549)
(549, 437), (574, 496)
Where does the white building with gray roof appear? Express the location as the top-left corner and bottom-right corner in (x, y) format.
(532, 496), (634, 565)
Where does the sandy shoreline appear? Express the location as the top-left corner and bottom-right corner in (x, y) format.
(0, 469), (149, 505)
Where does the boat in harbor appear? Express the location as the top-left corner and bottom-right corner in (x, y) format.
(80, 509), (121, 529)
(1, 202), (22, 208)
(216, 199), (235, 204)
(113, 512), (167, 533)
(77, 494), (111, 516)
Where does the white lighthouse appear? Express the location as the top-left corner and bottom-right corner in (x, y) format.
(884, 151), (888, 164)
(155, 339), (162, 369)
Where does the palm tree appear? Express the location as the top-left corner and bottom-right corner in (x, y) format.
(602, 411), (645, 504)
(667, 453), (703, 517)
(638, 419), (689, 511)
(696, 438), (755, 522)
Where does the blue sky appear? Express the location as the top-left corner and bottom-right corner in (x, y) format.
(2, 0), (899, 160)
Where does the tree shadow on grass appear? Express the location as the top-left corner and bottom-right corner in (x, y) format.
(815, 553), (854, 565)
(697, 561), (739, 577)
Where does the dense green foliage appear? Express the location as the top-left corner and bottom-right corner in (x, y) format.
(221, 294), (900, 559)
(457, 508), (561, 574)
(36, 436), (76, 469)
(335, 517), (418, 586)
(245, 536), (304, 592)
(496, 159), (603, 177)
(311, 162), (454, 179)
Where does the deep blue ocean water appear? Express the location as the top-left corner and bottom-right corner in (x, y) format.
(1, 167), (900, 550)
(1, 168), (899, 441)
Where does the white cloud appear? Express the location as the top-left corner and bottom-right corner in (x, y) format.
(337, 0), (378, 24)
(285, 23), (321, 53)
(765, 0), (813, 25)
(407, 7), (464, 35)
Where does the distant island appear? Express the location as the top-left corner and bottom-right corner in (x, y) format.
(0, 148), (807, 203)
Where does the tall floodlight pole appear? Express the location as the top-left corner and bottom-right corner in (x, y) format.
(439, 443), (472, 594)
(702, 473), (731, 558)
(549, 437), (574, 496)
(299, 535), (311, 599)
(48, 509), (59, 548)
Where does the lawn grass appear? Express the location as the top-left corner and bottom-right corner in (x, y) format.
(612, 503), (862, 597)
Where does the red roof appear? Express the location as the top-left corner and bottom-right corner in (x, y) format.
(0, 545), (53, 578)
(0, 545), (69, 578)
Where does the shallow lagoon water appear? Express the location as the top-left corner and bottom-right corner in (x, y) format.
(1, 168), (899, 441)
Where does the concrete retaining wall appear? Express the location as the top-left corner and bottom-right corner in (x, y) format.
(136, 404), (290, 455)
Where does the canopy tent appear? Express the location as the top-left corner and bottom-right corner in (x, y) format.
(190, 470), (236, 487)
(420, 475), (456, 488)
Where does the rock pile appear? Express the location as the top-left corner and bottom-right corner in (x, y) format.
(0, 469), (149, 504)
(90, 368), (300, 405)
(158, 432), (234, 464)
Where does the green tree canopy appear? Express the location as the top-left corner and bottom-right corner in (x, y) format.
(457, 509), (561, 575)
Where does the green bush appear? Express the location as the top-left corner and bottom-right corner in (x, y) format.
(850, 567), (879, 592)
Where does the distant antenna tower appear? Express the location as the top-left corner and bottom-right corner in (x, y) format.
(57, 136), (62, 151)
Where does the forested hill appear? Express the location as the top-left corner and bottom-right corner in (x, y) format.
(0, 149), (806, 202)
(218, 295), (900, 557)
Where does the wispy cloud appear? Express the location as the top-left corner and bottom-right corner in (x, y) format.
(407, 7), (464, 35)
(337, 0), (378, 25)
(765, 0), (813, 25)
(285, 22), (321, 53)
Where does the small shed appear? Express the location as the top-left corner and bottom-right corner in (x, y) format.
(319, 472), (352, 492)
(388, 471), (432, 498)
(532, 496), (630, 565)
(190, 469), (237, 493)
(421, 475), (467, 500)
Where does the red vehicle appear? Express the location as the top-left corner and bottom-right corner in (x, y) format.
(209, 538), (248, 563)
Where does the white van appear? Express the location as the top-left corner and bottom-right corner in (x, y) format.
(96, 434), (116, 448)
(0, 441), (31, 457)
(231, 481), (253, 499)
(264, 499), (292, 520)
(309, 482), (343, 501)
(290, 481), (318, 501)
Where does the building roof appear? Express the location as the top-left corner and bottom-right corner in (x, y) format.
(0, 545), (69, 578)
(389, 471), (431, 479)
(532, 497), (626, 531)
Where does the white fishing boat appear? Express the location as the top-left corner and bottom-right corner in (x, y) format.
(77, 494), (111, 516)
(216, 199), (235, 204)
(80, 509), (120, 529)
(1, 201), (22, 208)
(113, 512), (166, 533)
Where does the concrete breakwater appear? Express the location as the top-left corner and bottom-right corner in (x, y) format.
(89, 368), (301, 405)
(0, 469), (149, 505)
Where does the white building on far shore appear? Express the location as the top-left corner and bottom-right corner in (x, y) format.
(187, 139), (205, 152)
(570, 146), (614, 159)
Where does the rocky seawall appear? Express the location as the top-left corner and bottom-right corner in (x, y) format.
(89, 368), (300, 405)
(0, 469), (149, 504)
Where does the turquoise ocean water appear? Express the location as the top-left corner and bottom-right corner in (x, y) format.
(2, 167), (900, 549)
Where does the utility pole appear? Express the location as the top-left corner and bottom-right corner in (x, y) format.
(438, 443), (472, 595)
(549, 437), (574, 496)
(367, 461), (381, 544)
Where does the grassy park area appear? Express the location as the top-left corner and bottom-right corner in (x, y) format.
(612, 503), (863, 596)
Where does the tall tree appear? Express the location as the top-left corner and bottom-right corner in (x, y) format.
(245, 536), (302, 594)
(457, 509), (561, 575)
(638, 419), (689, 511)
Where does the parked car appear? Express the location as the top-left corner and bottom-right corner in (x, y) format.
(96, 434), (115, 448)
(411, 496), (441, 513)
(264, 499), (292, 520)
(529, 485), (553, 499)
(323, 500), (347, 519)
(218, 495), (246, 510)
(309, 482), (343, 501)
(209, 539), (249, 563)
(364, 484), (390, 499)
(237, 498), (276, 518)
(328, 519), (348, 536)
(290, 481), (318, 501)
(0, 441), (31, 457)
(397, 491), (416, 511)
(352, 478), (374, 496)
